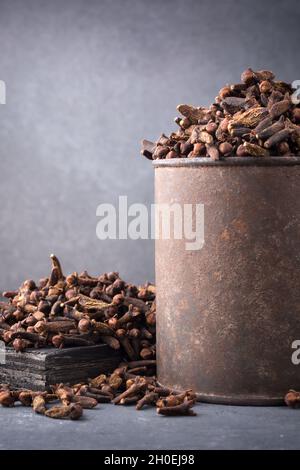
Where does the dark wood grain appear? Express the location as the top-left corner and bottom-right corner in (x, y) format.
(0, 345), (121, 390)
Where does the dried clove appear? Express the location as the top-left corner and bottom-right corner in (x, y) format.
(242, 142), (269, 157)
(0, 255), (156, 361)
(284, 390), (300, 408)
(120, 395), (140, 405)
(0, 391), (17, 407)
(269, 99), (291, 119)
(52, 334), (94, 348)
(34, 320), (75, 335)
(264, 129), (291, 148)
(72, 395), (98, 409)
(157, 400), (197, 417)
(112, 377), (148, 405)
(256, 120), (285, 140)
(45, 403), (83, 420)
(141, 68), (300, 160)
(32, 395), (46, 415)
(0, 256), (199, 420)
(136, 392), (159, 410)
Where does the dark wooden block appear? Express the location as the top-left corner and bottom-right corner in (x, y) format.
(0, 344), (121, 391)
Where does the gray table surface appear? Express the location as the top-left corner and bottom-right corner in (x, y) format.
(0, 403), (299, 450)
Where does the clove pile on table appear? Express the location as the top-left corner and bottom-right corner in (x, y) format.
(141, 68), (300, 160)
(0, 255), (196, 418)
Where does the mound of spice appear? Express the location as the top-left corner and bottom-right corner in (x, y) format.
(0, 255), (197, 418)
(0, 254), (156, 359)
(141, 68), (300, 160)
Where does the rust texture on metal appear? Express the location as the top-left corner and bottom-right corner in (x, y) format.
(154, 157), (300, 405)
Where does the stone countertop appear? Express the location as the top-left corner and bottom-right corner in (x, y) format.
(0, 403), (299, 450)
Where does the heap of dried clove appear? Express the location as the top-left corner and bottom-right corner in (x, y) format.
(0, 254), (156, 359)
(0, 255), (197, 418)
(141, 68), (300, 160)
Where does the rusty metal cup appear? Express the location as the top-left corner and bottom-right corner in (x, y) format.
(154, 157), (300, 405)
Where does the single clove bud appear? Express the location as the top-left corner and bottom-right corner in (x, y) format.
(12, 338), (32, 352)
(136, 392), (159, 410)
(264, 129), (291, 148)
(10, 330), (46, 347)
(45, 403), (83, 420)
(116, 329), (136, 360)
(127, 359), (156, 369)
(157, 399), (197, 417)
(32, 395), (46, 415)
(113, 378), (148, 405)
(99, 335), (120, 350)
(120, 395), (140, 405)
(52, 333), (94, 348)
(284, 390), (300, 408)
(269, 99), (291, 119)
(34, 320), (75, 334)
(72, 396), (98, 409)
(242, 142), (269, 157)
(0, 391), (17, 407)
(256, 120), (285, 140)
(55, 384), (74, 405)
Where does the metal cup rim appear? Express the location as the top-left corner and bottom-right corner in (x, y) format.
(152, 156), (300, 168)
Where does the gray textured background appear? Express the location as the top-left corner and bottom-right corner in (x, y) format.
(0, 0), (299, 288)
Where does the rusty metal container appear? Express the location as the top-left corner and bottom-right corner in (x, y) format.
(154, 157), (300, 405)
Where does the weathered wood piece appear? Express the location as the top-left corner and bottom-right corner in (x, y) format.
(0, 344), (121, 391)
